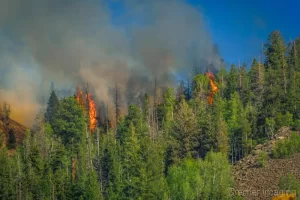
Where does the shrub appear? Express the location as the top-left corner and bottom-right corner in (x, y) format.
(272, 132), (300, 158)
(257, 151), (268, 167)
(292, 119), (300, 131)
(278, 174), (300, 198)
(275, 112), (294, 129)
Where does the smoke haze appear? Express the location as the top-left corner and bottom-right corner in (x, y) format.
(0, 0), (221, 126)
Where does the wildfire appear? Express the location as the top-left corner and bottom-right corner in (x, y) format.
(76, 87), (97, 132)
(206, 72), (219, 105)
(76, 87), (85, 109)
(86, 93), (97, 132)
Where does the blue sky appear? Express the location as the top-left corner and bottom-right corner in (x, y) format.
(187, 0), (299, 66)
(108, 0), (299, 67)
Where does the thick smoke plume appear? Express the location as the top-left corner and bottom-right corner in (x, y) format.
(0, 0), (221, 126)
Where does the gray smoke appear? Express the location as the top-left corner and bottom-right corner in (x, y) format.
(0, 0), (221, 126)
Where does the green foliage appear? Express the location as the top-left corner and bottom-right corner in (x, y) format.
(192, 73), (209, 99)
(0, 148), (17, 199)
(225, 64), (239, 98)
(257, 151), (268, 167)
(279, 174), (300, 197)
(45, 90), (59, 126)
(3, 30), (300, 200)
(52, 96), (85, 152)
(275, 112), (293, 129)
(272, 132), (300, 158)
(265, 117), (276, 139)
(216, 66), (228, 98)
(167, 152), (233, 200)
(293, 119), (300, 131)
(162, 88), (175, 134)
(169, 98), (198, 163)
(142, 93), (150, 123)
(263, 31), (287, 118)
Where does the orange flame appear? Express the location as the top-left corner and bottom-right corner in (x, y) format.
(86, 93), (97, 132)
(76, 87), (85, 109)
(206, 72), (218, 105)
(76, 87), (97, 132)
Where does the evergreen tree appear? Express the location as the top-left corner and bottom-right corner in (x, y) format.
(52, 96), (85, 152)
(45, 90), (59, 126)
(176, 81), (186, 100)
(238, 63), (250, 106)
(121, 123), (142, 199)
(287, 39), (300, 119)
(0, 148), (17, 200)
(142, 93), (150, 124)
(216, 66), (228, 98)
(263, 31), (287, 118)
(162, 88), (175, 135)
(225, 64), (239, 99)
(169, 98), (197, 163)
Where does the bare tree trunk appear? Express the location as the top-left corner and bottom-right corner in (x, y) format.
(106, 102), (109, 135)
(17, 154), (22, 200)
(85, 124), (92, 170)
(153, 78), (158, 138)
(71, 157), (76, 182)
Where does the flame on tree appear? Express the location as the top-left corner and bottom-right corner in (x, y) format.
(76, 87), (97, 132)
(76, 87), (85, 109)
(206, 72), (219, 105)
(86, 93), (97, 132)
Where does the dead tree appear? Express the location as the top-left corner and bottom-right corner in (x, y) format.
(114, 84), (121, 127)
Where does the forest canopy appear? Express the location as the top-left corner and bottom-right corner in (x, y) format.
(0, 30), (300, 200)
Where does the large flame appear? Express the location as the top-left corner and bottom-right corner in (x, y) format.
(76, 87), (85, 109)
(86, 93), (97, 132)
(206, 72), (218, 105)
(76, 87), (97, 132)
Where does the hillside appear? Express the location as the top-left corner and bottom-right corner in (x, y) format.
(233, 127), (300, 200)
(0, 118), (28, 149)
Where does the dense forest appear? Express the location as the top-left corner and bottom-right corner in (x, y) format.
(1, 30), (300, 200)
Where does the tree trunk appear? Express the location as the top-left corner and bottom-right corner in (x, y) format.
(71, 157), (76, 182)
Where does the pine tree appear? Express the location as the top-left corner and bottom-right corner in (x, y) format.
(169, 98), (197, 163)
(45, 90), (59, 126)
(176, 81), (185, 100)
(142, 93), (150, 125)
(121, 123), (142, 199)
(52, 96), (85, 152)
(0, 148), (17, 199)
(287, 39), (300, 119)
(238, 63), (250, 106)
(226, 92), (249, 162)
(213, 96), (229, 156)
(249, 59), (264, 108)
(263, 31), (287, 118)
(225, 64), (239, 99)
(192, 74), (209, 101)
(216, 66), (227, 98)
(162, 88), (175, 135)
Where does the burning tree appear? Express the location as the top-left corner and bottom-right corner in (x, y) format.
(76, 86), (97, 132)
(206, 72), (219, 105)
(86, 93), (97, 132)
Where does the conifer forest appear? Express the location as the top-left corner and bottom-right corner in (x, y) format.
(1, 1), (300, 200)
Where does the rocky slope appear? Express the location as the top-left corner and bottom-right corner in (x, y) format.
(233, 127), (300, 200)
